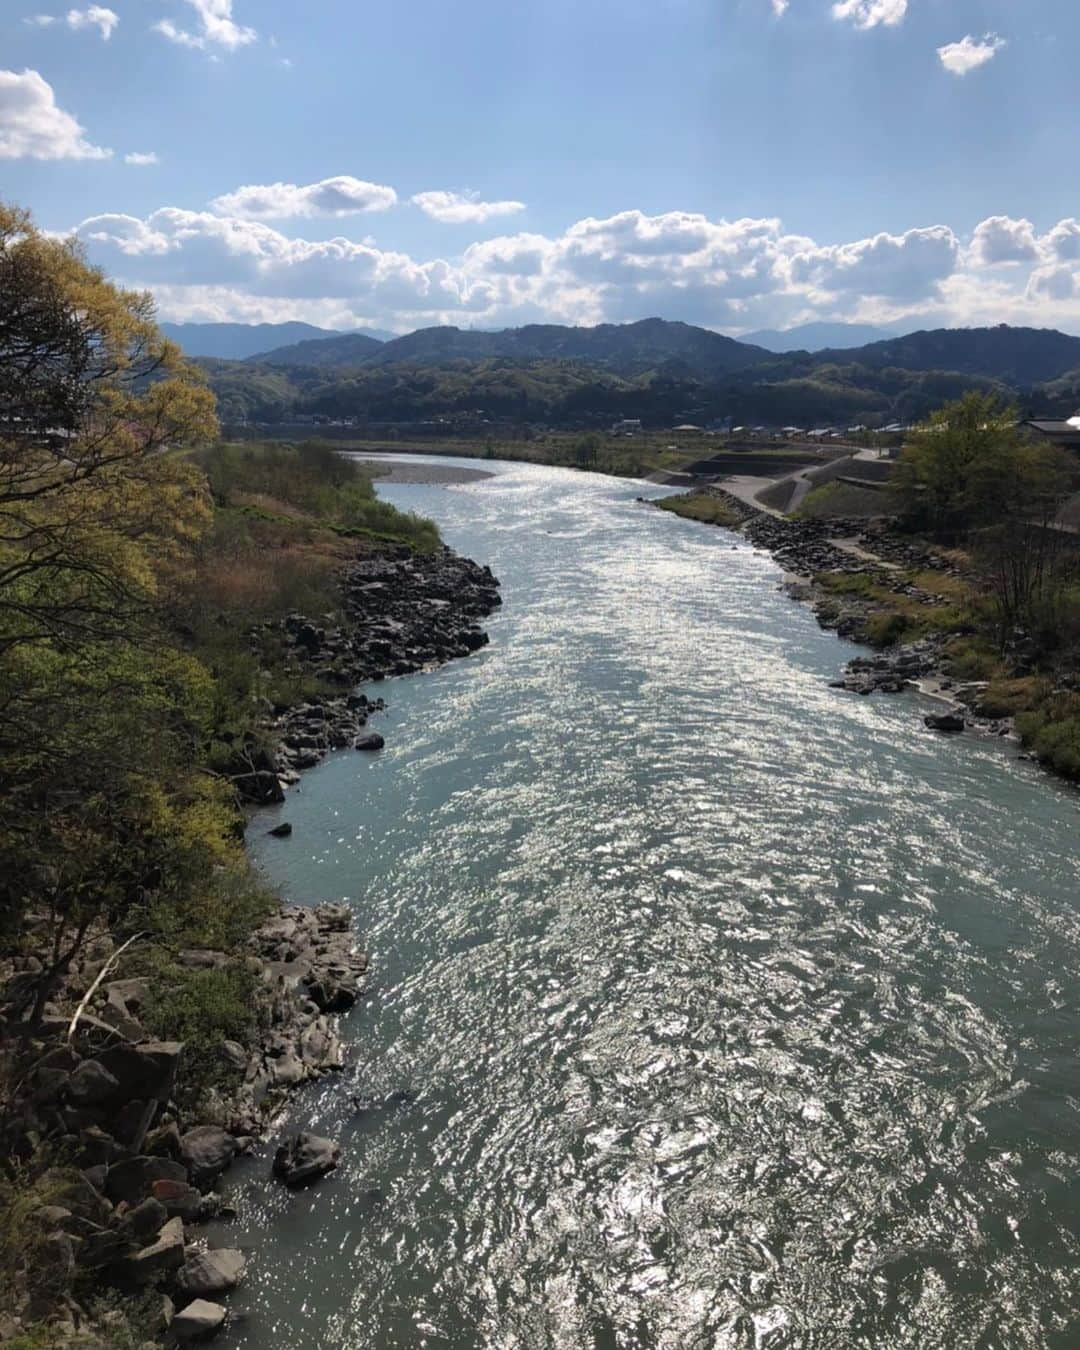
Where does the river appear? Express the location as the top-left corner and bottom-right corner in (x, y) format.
(217, 455), (1080, 1349)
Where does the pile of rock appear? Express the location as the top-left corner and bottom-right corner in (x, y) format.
(0, 901), (367, 1342)
(830, 638), (947, 696)
(234, 545), (501, 803)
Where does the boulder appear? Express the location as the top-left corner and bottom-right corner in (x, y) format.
(67, 1059), (121, 1106)
(179, 1127), (236, 1189)
(123, 1197), (169, 1242)
(354, 733), (385, 752)
(105, 1156), (187, 1207)
(175, 1248), (246, 1298)
(171, 1298), (226, 1341)
(95, 1042), (182, 1104)
(272, 1132), (341, 1187)
(925, 711), (965, 733)
(126, 1216), (185, 1282)
(267, 822), (293, 838)
(150, 1178), (204, 1221)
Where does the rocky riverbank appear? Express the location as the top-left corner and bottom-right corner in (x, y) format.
(234, 545), (502, 803)
(654, 487), (1019, 742)
(0, 542), (502, 1346)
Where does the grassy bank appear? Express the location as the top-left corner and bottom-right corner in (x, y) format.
(654, 492), (746, 528)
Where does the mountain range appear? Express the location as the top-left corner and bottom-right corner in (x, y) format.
(187, 318), (1080, 430)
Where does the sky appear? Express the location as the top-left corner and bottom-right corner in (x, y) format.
(3, 0), (1079, 336)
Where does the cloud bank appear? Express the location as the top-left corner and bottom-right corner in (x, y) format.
(63, 200), (1080, 338)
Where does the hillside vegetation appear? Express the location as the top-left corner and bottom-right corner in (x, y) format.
(196, 320), (1079, 431)
(0, 204), (440, 1345)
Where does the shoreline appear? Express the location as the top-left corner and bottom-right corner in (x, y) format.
(654, 486), (1027, 749)
(0, 541), (502, 1346)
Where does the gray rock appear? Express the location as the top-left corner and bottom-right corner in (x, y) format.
(126, 1216), (185, 1282)
(68, 1059), (121, 1106)
(95, 1042), (182, 1103)
(272, 1132), (341, 1187)
(180, 1126), (236, 1189)
(150, 1178), (204, 1221)
(354, 733), (385, 752)
(176, 1248), (246, 1298)
(171, 1298), (226, 1341)
(105, 1156), (187, 1207)
(925, 711), (965, 733)
(123, 1197), (169, 1242)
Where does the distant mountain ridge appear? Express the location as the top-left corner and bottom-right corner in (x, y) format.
(252, 317), (771, 379)
(741, 321), (901, 353)
(161, 321), (351, 361)
(813, 325), (1080, 386)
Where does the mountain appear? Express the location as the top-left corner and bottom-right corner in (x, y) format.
(160, 321), (350, 361)
(255, 318), (771, 379)
(251, 332), (386, 368)
(822, 325), (1080, 386)
(742, 321), (900, 353)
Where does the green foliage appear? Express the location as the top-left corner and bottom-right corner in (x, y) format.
(141, 960), (258, 1103)
(655, 493), (742, 527)
(1017, 693), (1080, 778)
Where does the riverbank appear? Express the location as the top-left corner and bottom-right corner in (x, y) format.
(0, 439), (501, 1347)
(651, 486), (1029, 748)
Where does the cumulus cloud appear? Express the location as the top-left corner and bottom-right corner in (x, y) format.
(66, 6), (118, 39)
(210, 176), (397, 220)
(970, 216), (1039, 266)
(125, 151), (159, 166)
(0, 68), (110, 159)
(770, 0), (789, 15)
(412, 191), (526, 225)
(65, 204), (1080, 336)
(831, 0), (907, 30)
(154, 0), (255, 51)
(938, 34), (1005, 76)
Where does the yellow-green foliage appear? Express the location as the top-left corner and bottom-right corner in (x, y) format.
(1017, 692), (1080, 778)
(655, 492), (742, 528)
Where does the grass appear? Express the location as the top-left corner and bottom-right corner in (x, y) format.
(795, 481), (887, 519)
(655, 492), (743, 528)
(814, 569), (968, 648)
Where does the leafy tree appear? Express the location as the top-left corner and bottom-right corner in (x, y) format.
(0, 203), (221, 1019)
(0, 202), (217, 655)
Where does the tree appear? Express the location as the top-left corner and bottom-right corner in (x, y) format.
(0, 202), (222, 1019)
(892, 392), (1021, 540)
(0, 202), (217, 656)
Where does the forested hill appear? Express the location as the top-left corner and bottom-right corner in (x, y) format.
(253, 318), (773, 379)
(812, 326), (1080, 386)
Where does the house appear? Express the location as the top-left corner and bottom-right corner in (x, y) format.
(611, 419), (642, 436)
(1023, 418), (1080, 451)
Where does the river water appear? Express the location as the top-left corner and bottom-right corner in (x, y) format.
(221, 456), (1080, 1349)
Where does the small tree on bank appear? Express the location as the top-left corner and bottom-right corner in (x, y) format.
(893, 392), (1077, 650)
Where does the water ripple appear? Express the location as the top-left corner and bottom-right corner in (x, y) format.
(218, 458), (1080, 1350)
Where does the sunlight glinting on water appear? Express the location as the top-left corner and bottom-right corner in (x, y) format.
(218, 457), (1080, 1350)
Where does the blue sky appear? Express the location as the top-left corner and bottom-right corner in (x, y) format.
(4, 0), (1078, 334)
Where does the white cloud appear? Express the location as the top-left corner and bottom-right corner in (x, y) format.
(937, 34), (1005, 76)
(970, 216), (1039, 266)
(67, 6), (118, 39)
(210, 176), (398, 220)
(24, 15), (57, 26)
(412, 191), (526, 225)
(770, 0), (789, 16)
(125, 150), (159, 166)
(831, 0), (907, 31)
(67, 203), (1080, 337)
(0, 68), (110, 160)
(154, 0), (255, 51)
